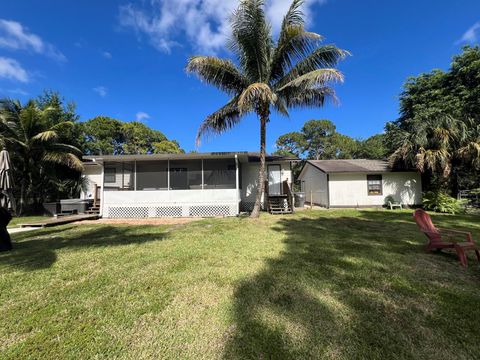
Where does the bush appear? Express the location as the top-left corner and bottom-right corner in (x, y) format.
(422, 191), (466, 214)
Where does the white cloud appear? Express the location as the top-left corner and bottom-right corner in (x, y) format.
(457, 21), (480, 44)
(102, 51), (112, 59)
(93, 86), (108, 97)
(118, 0), (326, 54)
(0, 19), (66, 62)
(136, 111), (150, 121)
(7, 88), (29, 96)
(0, 57), (29, 82)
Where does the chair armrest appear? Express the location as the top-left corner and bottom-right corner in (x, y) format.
(437, 228), (473, 242)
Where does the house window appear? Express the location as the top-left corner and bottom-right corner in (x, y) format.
(367, 175), (382, 195)
(105, 167), (116, 183)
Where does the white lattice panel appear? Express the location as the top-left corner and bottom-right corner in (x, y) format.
(108, 206), (149, 218)
(240, 201), (265, 212)
(105, 204), (237, 218)
(155, 206), (182, 217)
(188, 205), (232, 217)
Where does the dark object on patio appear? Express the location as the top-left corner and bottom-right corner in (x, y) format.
(43, 202), (60, 216)
(0, 206), (12, 252)
(294, 192), (305, 208)
(60, 199), (92, 214)
(413, 209), (480, 267)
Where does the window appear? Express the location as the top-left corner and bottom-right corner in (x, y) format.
(104, 167), (116, 183)
(367, 175), (382, 195)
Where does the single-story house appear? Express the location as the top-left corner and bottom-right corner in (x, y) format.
(81, 152), (296, 218)
(298, 159), (422, 208)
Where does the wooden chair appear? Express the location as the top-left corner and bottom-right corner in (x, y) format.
(413, 209), (480, 267)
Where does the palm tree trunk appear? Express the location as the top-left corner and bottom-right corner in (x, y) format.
(251, 108), (269, 218)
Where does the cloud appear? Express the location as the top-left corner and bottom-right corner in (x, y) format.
(102, 51), (112, 59)
(457, 21), (480, 44)
(135, 111), (150, 121)
(7, 88), (29, 96)
(0, 57), (29, 82)
(0, 19), (66, 62)
(118, 0), (326, 54)
(93, 86), (108, 97)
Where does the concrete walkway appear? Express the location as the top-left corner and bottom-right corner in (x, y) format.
(8, 227), (40, 234)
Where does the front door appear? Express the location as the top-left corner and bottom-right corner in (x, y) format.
(268, 165), (281, 195)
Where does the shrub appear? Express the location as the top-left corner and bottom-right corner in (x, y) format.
(422, 191), (466, 214)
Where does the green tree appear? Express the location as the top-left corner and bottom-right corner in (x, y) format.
(274, 131), (306, 157)
(79, 118), (184, 155)
(356, 134), (387, 159)
(301, 119), (336, 159)
(0, 95), (83, 214)
(79, 116), (125, 155)
(385, 46), (480, 193)
(187, 0), (348, 217)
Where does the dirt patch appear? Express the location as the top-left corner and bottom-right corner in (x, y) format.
(77, 217), (203, 226)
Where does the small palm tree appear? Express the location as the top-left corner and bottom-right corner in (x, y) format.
(0, 98), (83, 213)
(187, 0), (348, 217)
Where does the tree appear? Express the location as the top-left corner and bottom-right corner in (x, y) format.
(0, 94), (83, 214)
(274, 131), (306, 157)
(385, 46), (480, 194)
(356, 134), (387, 159)
(187, 0), (348, 217)
(79, 117), (184, 155)
(301, 119), (336, 159)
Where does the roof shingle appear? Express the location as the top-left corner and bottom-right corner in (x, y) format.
(307, 159), (392, 173)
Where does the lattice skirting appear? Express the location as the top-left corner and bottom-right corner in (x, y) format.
(105, 204), (237, 218)
(239, 201), (266, 212)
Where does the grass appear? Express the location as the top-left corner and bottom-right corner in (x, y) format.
(1, 209), (479, 359)
(8, 216), (51, 228)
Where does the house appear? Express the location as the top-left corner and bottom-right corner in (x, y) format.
(298, 159), (422, 208)
(81, 152), (296, 218)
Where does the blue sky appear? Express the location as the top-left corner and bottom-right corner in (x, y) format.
(0, 0), (479, 153)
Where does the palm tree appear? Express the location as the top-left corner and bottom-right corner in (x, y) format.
(0, 98), (83, 214)
(389, 115), (480, 191)
(187, 0), (348, 217)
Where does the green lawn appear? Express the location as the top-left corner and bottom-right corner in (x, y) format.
(8, 216), (51, 228)
(1, 210), (479, 359)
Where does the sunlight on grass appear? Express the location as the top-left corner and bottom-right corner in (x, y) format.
(1, 209), (479, 359)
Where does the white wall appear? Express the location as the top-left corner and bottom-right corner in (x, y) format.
(81, 164), (102, 199)
(299, 164), (328, 206)
(240, 162), (293, 206)
(328, 172), (422, 207)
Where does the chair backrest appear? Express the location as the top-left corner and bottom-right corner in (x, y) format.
(413, 209), (439, 235)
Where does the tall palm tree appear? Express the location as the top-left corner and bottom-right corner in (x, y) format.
(0, 99), (83, 214)
(187, 0), (348, 217)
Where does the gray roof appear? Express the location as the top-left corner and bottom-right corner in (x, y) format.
(307, 159), (393, 173)
(83, 151), (298, 163)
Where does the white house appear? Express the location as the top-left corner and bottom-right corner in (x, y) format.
(298, 159), (422, 208)
(81, 152), (295, 218)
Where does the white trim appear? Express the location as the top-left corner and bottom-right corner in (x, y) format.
(167, 160), (170, 191)
(201, 158), (204, 190)
(100, 164), (105, 217)
(235, 154), (239, 215)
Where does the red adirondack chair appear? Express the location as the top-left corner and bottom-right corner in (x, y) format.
(413, 209), (480, 267)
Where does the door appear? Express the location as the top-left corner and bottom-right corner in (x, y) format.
(268, 165), (281, 195)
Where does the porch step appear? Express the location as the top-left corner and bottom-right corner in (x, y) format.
(267, 195), (293, 214)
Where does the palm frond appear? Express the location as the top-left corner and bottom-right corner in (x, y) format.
(278, 68), (344, 91)
(275, 46), (349, 89)
(229, 0), (272, 82)
(238, 83), (276, 113)
(279, 87), (338, 108)
(196, 98), (242, 145)
(186, 56), (248, 95)
(33, 130), (58, 142)
(43, 152), (84, 171)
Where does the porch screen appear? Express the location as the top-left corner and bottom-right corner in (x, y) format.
(170, 160), (202, 190)
(103, 162), (135, 191)
(136, 161), (168, 190)
(203, 159), (236, 189)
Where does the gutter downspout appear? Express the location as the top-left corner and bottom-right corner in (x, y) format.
(326, 173), (330, 209)
(100, 160), (105, 217)
(235, 154), (239, 215)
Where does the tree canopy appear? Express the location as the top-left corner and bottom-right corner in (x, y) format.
(78, 117), (184, 155)
(385, 46), (480, 193)
(275, 119), (387, 160)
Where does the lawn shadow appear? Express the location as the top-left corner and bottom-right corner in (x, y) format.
(223, 211), (480, 359)
(1, 225), (168, 271)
